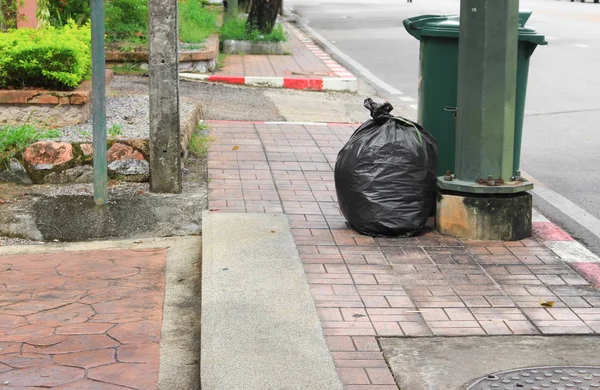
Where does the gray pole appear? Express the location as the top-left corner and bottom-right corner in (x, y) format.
(90, 0), (107, 205)
(149, 0), (182, 194)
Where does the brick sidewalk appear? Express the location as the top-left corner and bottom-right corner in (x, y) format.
(216, 23), (353, 79)
(181, 23), (358, 92)
(0, 249), (166, 389)
(207, 121), (600, 389)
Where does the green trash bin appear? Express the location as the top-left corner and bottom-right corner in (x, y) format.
(403, 11), (547, 177)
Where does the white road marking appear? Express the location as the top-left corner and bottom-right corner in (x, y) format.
(409, 104), (419, 110)
(296, 20), (405, 95)
(576, 44), (589, 48)
(399, 96), (415, 102)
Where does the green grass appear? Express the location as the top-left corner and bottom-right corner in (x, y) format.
(110, 63), (148, 76)
(108, 124), (123, 138)
(178, 0), (219, 44)
(216, 53), (228, 69)
(220, 17), (288, 43)
(0, 125), (61, 166)
(188, 123), (214, 158)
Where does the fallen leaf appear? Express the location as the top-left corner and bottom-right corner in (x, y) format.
(539, 299), (555, 307)
(232, 146), (239, 151)
(0, 199), (7, 204)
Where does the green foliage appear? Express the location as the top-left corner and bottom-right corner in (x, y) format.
(108, 124), (123, 137)
(0, 0), (23, 30)
(220, 16), (287, 42)
(0, 21), (91, 90)
(105, 0), (148, 44)
(188, 123), (213, 158)
(0, 124), (61, 165)
(48, 0), (89, 27)
(110, 63), (148, 76)
(178, 0), (218, 43)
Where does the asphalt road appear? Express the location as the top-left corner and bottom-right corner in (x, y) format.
(288, 0), (600, 253)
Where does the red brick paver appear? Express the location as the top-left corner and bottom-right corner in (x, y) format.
(215, 23), (352, 79)
(0, 248), (166, 389)
(207, 121), (600, 388)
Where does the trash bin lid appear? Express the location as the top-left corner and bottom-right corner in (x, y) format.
(404, 10), (547, 45)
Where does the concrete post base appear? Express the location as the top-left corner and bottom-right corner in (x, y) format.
(436, 191), (532, 241)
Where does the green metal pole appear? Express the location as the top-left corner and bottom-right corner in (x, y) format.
(454, 0), (519, 184)
(91, 0), (107, 205)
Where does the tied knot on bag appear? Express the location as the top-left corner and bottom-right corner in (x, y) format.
(364, 98), (394, 119)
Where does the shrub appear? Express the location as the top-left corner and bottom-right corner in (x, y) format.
(220, 16), (287, 43)
(0, 21), (91, 90)
(105, 0), (148, 43)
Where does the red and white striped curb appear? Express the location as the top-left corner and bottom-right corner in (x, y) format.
(179, 73), (357, 92)
(532, 209), (600, 287)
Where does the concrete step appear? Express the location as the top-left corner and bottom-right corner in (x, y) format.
(201, 212), (342, 390)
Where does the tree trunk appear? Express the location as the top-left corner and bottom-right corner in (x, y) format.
(239, 0), (251, 13)
(246, 0), (280, 35)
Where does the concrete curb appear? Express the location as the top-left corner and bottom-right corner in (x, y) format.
(179, 73), (358, 92)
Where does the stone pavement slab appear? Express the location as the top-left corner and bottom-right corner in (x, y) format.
(205, 121), (600, 389)
(380, 336), (600, 390)
(201, 212), (343, 390)
(0, 237), (201, 390)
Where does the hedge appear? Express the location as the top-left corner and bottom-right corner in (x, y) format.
(0, 22), (91, 91)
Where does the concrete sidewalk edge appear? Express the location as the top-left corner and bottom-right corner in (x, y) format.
(201, 211), (343, 390)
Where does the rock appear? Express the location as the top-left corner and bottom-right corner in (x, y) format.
(0, 159), (33, 184)
(107, 143), (145, 162)
(108, 159), (149, 182)
(42, 165), (93, 184)
(23, 142), (74, 169)
(139, 63), (150, 71)
(121, 139), (149, 159)
(208, 59), (217, 72)
(192, 62), (208, 73)
(179, 62), (194, 72)
(80, 143), (93, 156)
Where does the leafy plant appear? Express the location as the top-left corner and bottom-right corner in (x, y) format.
(188, 123), (213, 158)
(178, 0), (218, 43)
(110, 63), (148, 76)
(105, 0), (148, 43)
(0, 124), (61, 166)
(220, 16), (287, 42)
(108, 124), (123, 138)
(0, 21), (91, 90)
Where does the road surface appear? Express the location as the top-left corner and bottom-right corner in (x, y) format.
(288, 0), (600, 254)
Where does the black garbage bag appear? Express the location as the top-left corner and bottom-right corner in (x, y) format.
(334, 98), (438, 237)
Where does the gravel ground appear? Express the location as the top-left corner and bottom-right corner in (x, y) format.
(55, 94), (197, 142)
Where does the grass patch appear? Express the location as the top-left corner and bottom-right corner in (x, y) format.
(220, 17), (287, 42)
(216, 53), (229, 69)
(179, 0), (219, 44)
(0, 125), (61, 166)
(188, 123), (214, 158)
(108, 124), (123, 138)
(110, 63), (148, 76)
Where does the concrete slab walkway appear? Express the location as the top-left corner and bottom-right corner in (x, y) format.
(0, 237), (201, 389)
(206, 121), (600, 389)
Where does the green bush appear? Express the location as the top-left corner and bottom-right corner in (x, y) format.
(220, 16), (287, 43)
(48, 0), (90, 27)
(0, 22), (91, 90)
(105, 0), (148, 44)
